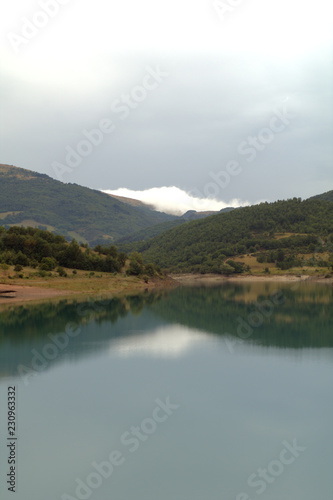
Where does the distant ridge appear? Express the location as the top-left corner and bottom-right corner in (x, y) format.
(307, 190), (333, 202)
(106, 193), (152, 208)
(0, 164), (176, 245)
(117, 208), (234, 244)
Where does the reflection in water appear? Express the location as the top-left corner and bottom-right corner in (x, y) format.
(0, 291), (160, 340)
(0, 292), (165, 379)
(0, 282), (332, 380)
(0, 282), (332, 500)
(148, 283), (333, 349)
(111, 325), (211, 358)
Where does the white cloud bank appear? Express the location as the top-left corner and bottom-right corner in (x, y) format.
(102, 186), (252, 215)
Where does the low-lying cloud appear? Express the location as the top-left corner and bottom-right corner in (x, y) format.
(102, 186), (251, 215)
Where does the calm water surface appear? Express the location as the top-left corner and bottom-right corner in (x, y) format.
(0, 282), (332, 500)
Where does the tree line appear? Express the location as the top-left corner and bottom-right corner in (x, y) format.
(0, 226), (160, 279)
(120, 198), (333, 273)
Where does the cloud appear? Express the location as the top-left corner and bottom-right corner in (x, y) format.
(102, 186), (251, 215)
(2, 1), (332, 204)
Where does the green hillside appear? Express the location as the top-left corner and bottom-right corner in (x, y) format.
(117, 219), (188, 244)
(308, 190), (333, 202)
(125, 197), (333, 274)
(0, 225), (162, 279)
(117, 207), (235, 245)
(0, 164), (175, 245)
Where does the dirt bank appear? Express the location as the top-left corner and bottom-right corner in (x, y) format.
(170, 273), (333, 286)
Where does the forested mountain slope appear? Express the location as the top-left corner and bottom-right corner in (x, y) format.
(308, 190), (333, 202)
(124, 197), (333, 273)
(0, 164), (175, 245)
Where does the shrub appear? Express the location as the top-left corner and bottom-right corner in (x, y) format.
(144, 263), (156, 276)
(227, 260), (246, 274)
(130, 252), (144, 264)
(57, 266), (67, 277)
(220, 263), (235, 275)
(0, 263), (10, 273)
(14, 251), (29, 267)
(127, 260), (143, 276)
(40, 257), (57, 271)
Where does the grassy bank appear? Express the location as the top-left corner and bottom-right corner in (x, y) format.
(1, 261), (332, 307)
(231, 253), (333, 278)
(0, 265), (175, 298)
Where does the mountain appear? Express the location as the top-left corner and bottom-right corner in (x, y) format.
(307, 190), (333, 202)
(0, 164), (229, 246)
(182, 209), (217, 220)
(0, 164), (176, 245)
(106, 193), (152, 208)
(116, 208), (235, 245)
(106, 195), (229, 220)
(123, 196), (333, 273)
(117, 219), (189, 245)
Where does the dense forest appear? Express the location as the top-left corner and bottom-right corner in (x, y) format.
(0, 226), (160, 278)
(120, 197), (333, 273)
(116, 218), (188, 244)
(308, 190), (333, 202)
(116, 207), (235, 245)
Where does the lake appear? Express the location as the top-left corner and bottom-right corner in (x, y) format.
(0, 281), (332, 500)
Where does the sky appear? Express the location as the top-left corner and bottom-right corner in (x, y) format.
(1, 0), (332, 214)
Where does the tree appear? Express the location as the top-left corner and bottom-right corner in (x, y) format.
(130, 252), (144, 264)
(127, 260), (143, 276)
(14, 251), (29, 266)
(277, 249), (285, 262)
(220, 263), (234, 275)
(39, 257), (57, 271)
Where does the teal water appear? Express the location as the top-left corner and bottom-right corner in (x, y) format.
(0, 282), (332, 500)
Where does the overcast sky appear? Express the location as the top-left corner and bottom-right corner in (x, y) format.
(1, 0), (332, 213)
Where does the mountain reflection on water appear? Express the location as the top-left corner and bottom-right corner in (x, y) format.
(0, 282), (332, 379)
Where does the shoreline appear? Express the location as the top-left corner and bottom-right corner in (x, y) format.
(0, 276), (176, 306)
(0, 284), (75, 304)
(0, 273), (332, 305)
(169, 273), (333, 286)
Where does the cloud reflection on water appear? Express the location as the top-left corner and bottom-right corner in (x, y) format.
(110, 325), (211, 358)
